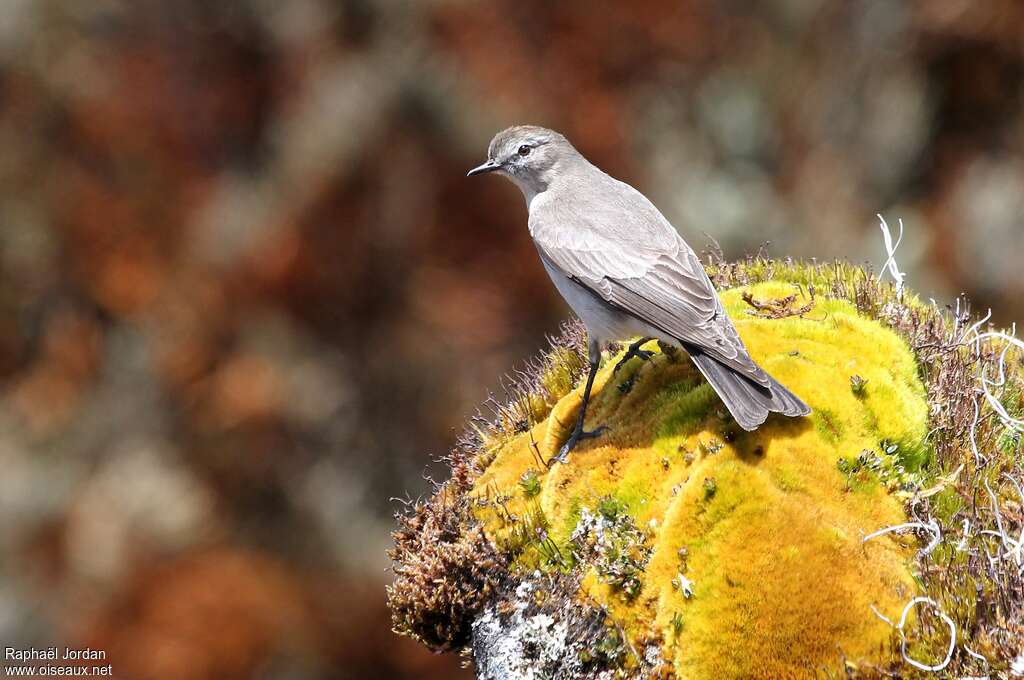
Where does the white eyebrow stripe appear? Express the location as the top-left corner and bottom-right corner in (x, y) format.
(494, 134), (550, 159)
(516, 138), (548, 150)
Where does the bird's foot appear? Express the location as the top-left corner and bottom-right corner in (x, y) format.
(551, 425), (610, 465)
(613, 338), (655, 373)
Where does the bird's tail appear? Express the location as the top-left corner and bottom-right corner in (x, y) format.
(686, 346), (811, 431)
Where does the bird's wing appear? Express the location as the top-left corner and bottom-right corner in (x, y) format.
(535, 229), (770, 386)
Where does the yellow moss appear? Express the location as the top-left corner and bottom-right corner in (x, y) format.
(471, 281), (931, 677)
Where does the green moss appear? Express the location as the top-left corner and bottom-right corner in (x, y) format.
(929, 487), (965, 523)
(392, 258), (1024, 675)
(498, 503), (572, 571)
(772, 463), (806, 493)
(998, 428), (1021, 455)
(654, 380), (714, 440)
(597, 494), (628, 521)
(518, 469), (542, 498)
(554, 495), (584, 549)
(883, 436), (932, 473)
(701, 476), (718, 499)
(541, 346), (586, 403)
(472, 279), (928, 677)
(813, 407), (844, 444)
(993, 380), (1024, 456)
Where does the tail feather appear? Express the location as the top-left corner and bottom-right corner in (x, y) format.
(686, 345), (811, 431)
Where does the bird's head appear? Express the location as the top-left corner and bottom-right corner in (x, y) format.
(467, 125), (579, 200)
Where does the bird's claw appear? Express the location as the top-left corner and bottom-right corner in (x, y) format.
(577, 424), (609, 440)
(551, 425), (610, 465)
(613, 340), (655, 373)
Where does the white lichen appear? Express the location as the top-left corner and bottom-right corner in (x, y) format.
(672, 573), (694, 598)
(1011, 652), (1024, 678)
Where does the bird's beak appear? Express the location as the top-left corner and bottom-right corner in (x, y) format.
(467, 159), (501, 177)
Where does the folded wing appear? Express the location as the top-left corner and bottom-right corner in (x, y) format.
(536, 234), (771, 387)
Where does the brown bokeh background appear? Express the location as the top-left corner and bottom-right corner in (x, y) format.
(0, 2), (1021, 679)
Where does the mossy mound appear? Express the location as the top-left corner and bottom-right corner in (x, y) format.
(472, 282), (927, 677)
(389, 259), (1024, 679)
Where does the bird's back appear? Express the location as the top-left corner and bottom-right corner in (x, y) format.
(529, 161), (681, 260)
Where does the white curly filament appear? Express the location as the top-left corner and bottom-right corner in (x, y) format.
(877, 214), (905, 292)
(862, 519), (941, 556)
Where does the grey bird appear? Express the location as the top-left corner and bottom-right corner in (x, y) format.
(468, 125), (810, 463)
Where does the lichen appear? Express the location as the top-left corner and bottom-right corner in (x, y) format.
(570, 501), (654, 601)
(471, 572), (662, 679)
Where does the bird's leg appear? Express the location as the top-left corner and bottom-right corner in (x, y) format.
(553, 339), (608, 464)
(613, 337), (655, 373)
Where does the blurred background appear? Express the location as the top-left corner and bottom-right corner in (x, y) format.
(0, 1), (1021, 678)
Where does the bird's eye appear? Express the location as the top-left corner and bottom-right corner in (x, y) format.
(518, 144), (532, 157)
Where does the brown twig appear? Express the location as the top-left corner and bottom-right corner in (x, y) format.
(741, 286), (816, 319)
